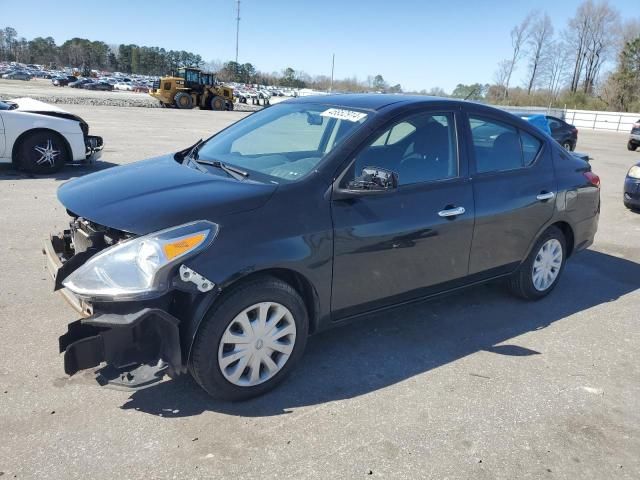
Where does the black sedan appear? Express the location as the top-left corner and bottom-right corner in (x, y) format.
(44, 95), (601, 400)
(52, 75), (79, 87)
(546, 115), (579, 151)
(68, 78), (93, 88)
(83, 81), (114, 91)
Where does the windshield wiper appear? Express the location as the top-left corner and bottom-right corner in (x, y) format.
(196, 159), (249, 181)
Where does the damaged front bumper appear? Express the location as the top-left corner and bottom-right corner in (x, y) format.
(59, 308), (182, 389)
(44, 233), (184, 390)
(85, 135), (103, 162)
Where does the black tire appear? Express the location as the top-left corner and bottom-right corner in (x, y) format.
(174, 92), (193, 109)
(508, 226), (566, 300)
(562, 141), (573, 151)
(628, 141), (638, 152)
(209, 95), (225, 111)
(16, 131), (68, 174)
(190, 275), (309, 401)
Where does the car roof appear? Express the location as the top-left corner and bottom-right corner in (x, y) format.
(287, 94), (464, 111)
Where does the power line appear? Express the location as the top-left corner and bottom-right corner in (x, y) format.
(235, 0), (241, 64)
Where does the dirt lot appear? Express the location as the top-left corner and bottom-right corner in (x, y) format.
(0, 105), (639, 479)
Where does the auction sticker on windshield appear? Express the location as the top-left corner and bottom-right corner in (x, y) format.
(320, 108), (368, 122)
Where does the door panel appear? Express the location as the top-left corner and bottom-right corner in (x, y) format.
(330, 109), (474, 319)
(466, 114), (556, 274)
(331, 181), (475, 318)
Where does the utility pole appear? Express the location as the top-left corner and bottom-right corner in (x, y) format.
(235, 0), (241, 64)
(329, 53), (335, 93)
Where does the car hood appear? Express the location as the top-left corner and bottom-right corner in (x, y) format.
(57, 155), (277, 235)
(12, 97), (69, 113)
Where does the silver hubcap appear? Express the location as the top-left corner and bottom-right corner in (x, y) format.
(218, 302), (296, 387)
(34, 139), (59, 166)
(532, 238), (563, 291)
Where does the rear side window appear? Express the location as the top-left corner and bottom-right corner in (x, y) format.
(469, 116), (542, 173)
(521, 131), (542, 165)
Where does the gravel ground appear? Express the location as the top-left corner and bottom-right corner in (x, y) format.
(0, 106), (639, 479)
(0, 78), (264, 111)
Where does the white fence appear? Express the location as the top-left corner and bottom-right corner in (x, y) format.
(564, 109), (640, 133)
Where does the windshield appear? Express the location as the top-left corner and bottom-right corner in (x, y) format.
(194, 102), (370, 182)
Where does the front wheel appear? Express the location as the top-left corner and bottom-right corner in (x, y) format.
(190, 276), (309, 401)
(209, 95), (225, 111)
(509, 226), (566, 300)
(562, 141), (573, 151)
(628, 141), (638, 152)
(17, 131), (68, 174)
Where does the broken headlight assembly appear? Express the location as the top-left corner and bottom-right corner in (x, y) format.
(63, 220), (218, 301)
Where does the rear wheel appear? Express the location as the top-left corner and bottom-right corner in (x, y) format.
(16, 131), (68, 174)
(190, 276), (309, 400)
(209, 95), (225, 111)
(562, 141), (573, 151)
(628, 141), (638, 151)
(509, 226), (566, 300)
(174, 92), (193, 109)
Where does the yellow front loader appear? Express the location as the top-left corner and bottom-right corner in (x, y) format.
(149, 68), (234, 111)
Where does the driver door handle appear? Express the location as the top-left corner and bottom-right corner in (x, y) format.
(438, 206), (466, 217)
(536, 191), (555, 201)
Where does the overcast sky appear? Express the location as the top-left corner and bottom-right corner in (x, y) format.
(2, 0), (639, 91)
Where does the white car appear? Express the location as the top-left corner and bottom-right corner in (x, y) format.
(0, 98), (103, 174)
(114, 82), (133, 91)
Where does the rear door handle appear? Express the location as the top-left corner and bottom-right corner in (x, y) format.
(536, 192), (555, 201)
(438, 206), (466, 217)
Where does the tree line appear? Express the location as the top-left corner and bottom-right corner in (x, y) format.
(0, 27), (204, 75)
(485, 0), (640, 111)
(205, 60), (401, 93)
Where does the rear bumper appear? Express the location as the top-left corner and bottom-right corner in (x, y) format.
(43, 234), (183, 390)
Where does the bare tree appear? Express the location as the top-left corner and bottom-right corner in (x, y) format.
(504, 13), (533, 98)
(526, 12), (554, 94)
(542, 41), (570, 100)
(494, 59), (512, 99)
(565, 0), (620, 93)
(620, 19), (640, 47)
(581, 2), (619, 93)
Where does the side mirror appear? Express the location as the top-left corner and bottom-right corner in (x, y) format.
(334, 166), (399, 199)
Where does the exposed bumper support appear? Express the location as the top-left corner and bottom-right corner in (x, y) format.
(85, 135), (103, 162)
(59, 308), (182, 389)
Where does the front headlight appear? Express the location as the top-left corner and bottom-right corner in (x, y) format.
(627, 165), (640, 179)
(63, 220), (218, 301)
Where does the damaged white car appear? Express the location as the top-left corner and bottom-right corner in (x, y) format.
(0, 97), (103, 174)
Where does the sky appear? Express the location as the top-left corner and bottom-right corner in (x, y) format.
(1, 0), (639, 92)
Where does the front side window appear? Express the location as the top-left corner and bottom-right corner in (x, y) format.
(349, 112), (458, 186)
(470, 116), (542, 173)
(195, 103), (369, 182)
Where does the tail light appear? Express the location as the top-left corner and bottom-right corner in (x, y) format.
(584, 171), (600, 188)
